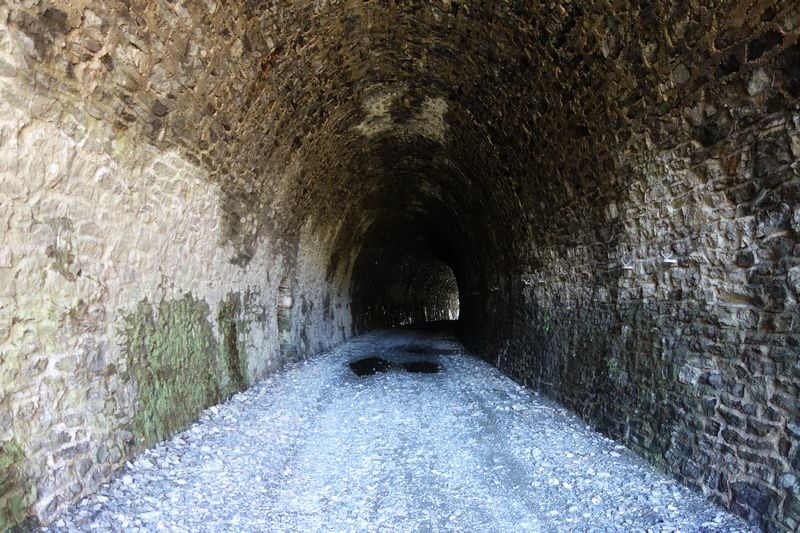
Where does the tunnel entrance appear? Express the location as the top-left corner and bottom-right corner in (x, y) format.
(351, 237), (461, 332)
(396, 257), (460, 325)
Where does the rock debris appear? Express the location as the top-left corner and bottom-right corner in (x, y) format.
(44, 329), (753, 533)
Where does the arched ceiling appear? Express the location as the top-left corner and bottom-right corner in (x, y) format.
(5, 4), (800, 528)
(9, 0), (799, 284)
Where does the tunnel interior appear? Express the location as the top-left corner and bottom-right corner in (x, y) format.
(350, 214), (461, 331)
(1, 1), (800, 530)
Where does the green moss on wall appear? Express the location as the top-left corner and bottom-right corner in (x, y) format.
(120, 292), (256, 450)
(121, 295), (220, 449)
(0, 439), (36, 531)
(217, 293), (248, 398)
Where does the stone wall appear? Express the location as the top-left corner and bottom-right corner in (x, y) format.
(473, 13), (800, 531)
(2, 0), (800, 530)
(499, 117), (800, 529)
(0, 69), (278, 525)
(0, 4), (351, 526)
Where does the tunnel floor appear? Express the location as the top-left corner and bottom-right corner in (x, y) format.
(44, 329), (753, 532)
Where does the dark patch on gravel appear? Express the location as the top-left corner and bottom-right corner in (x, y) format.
(402, 344), (459, 355)
(349, 357), (442, 376)
(349, 357), (392, 376)
(401, 361), (441, 373)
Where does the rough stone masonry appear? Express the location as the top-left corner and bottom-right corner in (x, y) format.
(0, 0), (799, 531)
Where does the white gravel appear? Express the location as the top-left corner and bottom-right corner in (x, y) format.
(43, 328), (755, 532)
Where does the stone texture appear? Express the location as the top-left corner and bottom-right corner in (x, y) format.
(0, 3), (351, 524)
(0, 0), (798, 531)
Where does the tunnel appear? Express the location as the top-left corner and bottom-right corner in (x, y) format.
(1, 0), (799, 530)
(351, 216), (461, 329)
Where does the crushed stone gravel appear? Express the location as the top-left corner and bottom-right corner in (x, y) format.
(43, 328), (756, 532)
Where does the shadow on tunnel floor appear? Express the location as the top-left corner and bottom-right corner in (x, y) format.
(357, 320), (462, 344)
(348, 356), (442, 377)
(347, 320), (463, 378)
(394, 319), (460, 335)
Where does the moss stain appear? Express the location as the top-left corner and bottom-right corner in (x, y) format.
(0, 439), (36, 531)
(120, 293), (251, 450)
(217, 293), (248, 397)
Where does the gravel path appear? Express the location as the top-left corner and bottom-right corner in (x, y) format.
(44, 328), (755, 532)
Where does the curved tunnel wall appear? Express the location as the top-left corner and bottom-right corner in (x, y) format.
(1, 0), (799, 529)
